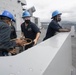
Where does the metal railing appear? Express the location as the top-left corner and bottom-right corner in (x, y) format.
(0, 28), (73, 75)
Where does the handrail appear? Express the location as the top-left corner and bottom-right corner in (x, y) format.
(0, 32), (72, 75)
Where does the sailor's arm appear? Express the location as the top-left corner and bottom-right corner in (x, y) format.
(21, 32), (25, 39)
(59, 28), (70, 32)
(34, 32), (41, 45)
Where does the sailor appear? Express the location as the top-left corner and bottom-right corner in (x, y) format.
(21, 10), (41, 50)
(43, 10), (70, 41)
(0, 10), (25, 56)
(10, 22), (17, 39)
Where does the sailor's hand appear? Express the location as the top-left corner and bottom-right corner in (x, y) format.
(33, 39), (37, 45)
(16, 38), (25, 46)
(65, 28), (71, 32)
(9, 48), (17, 54)
(20, 36), (25, 40)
